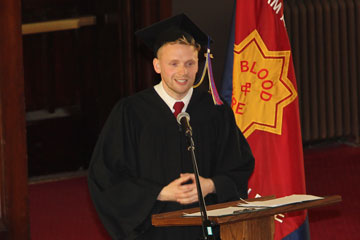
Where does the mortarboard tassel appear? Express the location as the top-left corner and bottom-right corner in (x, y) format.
(193, 38), (223, 105)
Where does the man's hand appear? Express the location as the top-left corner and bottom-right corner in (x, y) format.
(157, 173), (215, 205)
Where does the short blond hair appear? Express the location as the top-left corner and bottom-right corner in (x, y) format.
(174, 36), (201, 51)
(157, 36), (201, 57)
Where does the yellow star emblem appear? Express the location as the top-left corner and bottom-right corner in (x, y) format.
(232, 30), (297, 138)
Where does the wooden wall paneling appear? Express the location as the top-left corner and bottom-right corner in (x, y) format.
(77, 26), (101, 166)
(0, 0), (30, 239)
(159, 0), (172, 19)
(297, 1), (311, 141)
(356, 0), (360, 143)
(118, 0), (136, 96)
(44, 33), (56, 113)
(132, 0), (172, 91)
(21, 0), (92, 23)
(21, 2), (101, 174)
(21, 0), (173, 177)
(27, 116), (85, 176)
(133, 0), (157, 93)
(133, 0), (160, 92)
(305, 0), (320, 140)
(93, 14), (122, 126)
(330, 0), (343, 138)
(322, 0), (336, 139)
(313, 0), (328, 140)
(285, 0), (303, 135)
(95, 0), (172, 126)
(286, 0), (359, 144)
(24, 29), (84, 176)
(117, 0), (172, 96)
(338, 0), (351, 136)
(345, 0), (359, 142)
(22, 34), (45, 111)
(52, 31), (80, 108)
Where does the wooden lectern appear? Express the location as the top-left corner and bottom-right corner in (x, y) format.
(152, 195), (341, 240)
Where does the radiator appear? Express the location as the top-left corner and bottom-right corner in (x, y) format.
(284, 0), (360, 143)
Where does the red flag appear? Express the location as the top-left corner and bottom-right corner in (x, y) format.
(230, 0), (307, 239)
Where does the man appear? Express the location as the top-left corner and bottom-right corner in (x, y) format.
(88, 14), (254, 240)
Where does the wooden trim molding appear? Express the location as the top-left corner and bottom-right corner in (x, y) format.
(22, 16), (97, 35)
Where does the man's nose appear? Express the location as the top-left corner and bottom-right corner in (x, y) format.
(178, 65), (187, 75)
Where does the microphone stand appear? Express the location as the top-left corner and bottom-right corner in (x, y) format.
(180, 117), (215, 240)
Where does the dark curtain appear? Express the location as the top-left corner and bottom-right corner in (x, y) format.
(96, 0), (171, 125)
(21, 0), (172, 175)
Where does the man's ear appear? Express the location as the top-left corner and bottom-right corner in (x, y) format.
(153, 58), (161, 74)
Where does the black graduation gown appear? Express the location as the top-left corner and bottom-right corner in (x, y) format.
(88, 88), (254, 240)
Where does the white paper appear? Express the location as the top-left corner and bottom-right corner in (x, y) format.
(237, 194), (324, 208)
(183, 206), (260, 217)
(182, 194), (323, 217)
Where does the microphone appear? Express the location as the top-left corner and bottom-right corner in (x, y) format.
(176, 112), (215, 239)
(177, 112), (192, 137)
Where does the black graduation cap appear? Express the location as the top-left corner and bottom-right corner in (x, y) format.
(135, 13), (212, 54)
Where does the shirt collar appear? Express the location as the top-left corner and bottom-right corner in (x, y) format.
(154, 81), (193, 113)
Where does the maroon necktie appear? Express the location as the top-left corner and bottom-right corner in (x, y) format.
(173, 101), (184, 118)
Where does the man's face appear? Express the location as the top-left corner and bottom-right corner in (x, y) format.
(153, 43), (198, 100)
